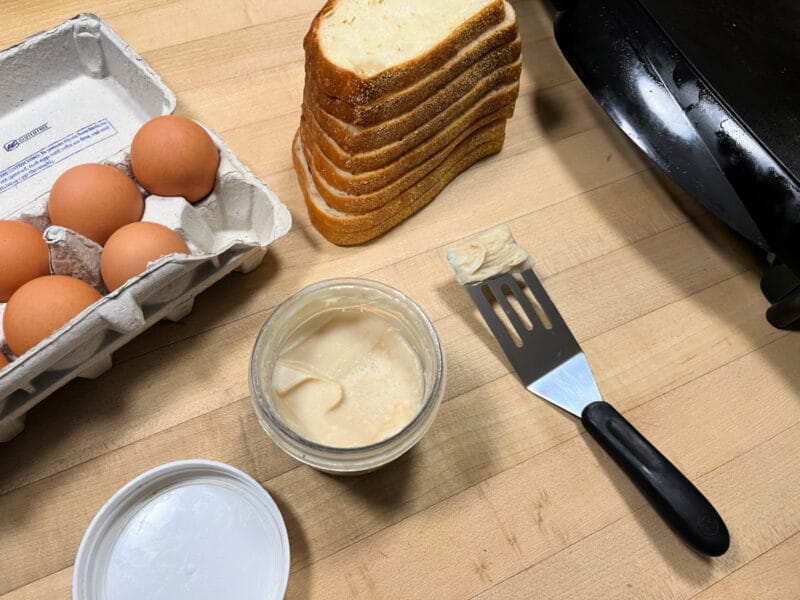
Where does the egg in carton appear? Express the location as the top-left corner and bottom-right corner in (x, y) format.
(0, 15), (291, 440)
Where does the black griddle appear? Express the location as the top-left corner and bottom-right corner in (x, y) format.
(552, 0), (800, 328)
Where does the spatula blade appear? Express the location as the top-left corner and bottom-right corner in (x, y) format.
(527, 352), (602, 416)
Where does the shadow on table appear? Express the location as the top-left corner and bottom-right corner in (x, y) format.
(436, 280), (515, 375)
(268, 486), (312, 600)
(321, 445), (417, 511)
(267, 449), (419, 599)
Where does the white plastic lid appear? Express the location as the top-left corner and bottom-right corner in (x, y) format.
(73, 460), (290, 600)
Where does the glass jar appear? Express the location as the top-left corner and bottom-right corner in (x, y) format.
(249, 278), (445, 475)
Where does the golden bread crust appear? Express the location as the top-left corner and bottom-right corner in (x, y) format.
(301, 104), (514, 200)
(293, 121), (507, 245)
(302, 80), (519, 173)
(305, 59), (521, 153)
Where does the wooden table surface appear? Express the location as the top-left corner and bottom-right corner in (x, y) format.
(2, 1), (799, 598)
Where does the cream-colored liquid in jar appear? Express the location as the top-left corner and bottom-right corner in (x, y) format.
(270, 306), (424, 447)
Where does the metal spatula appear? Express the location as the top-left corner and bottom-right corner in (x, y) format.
(465, 268), (730, 556)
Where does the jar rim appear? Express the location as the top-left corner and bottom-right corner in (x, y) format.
(249, 278), (444, 461)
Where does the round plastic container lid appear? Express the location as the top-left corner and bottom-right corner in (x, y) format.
(73, 459), (290, 600)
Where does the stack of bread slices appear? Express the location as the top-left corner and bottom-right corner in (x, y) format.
(293, 0), (521, 245)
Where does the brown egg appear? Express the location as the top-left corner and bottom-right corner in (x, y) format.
(3, 275), (102, 356)
(130, 115), (220, 203)
(101, 221), (191, 291)
(0, 354), (8, 369)
(48, 163), (144, 245)
(0, 220), (50, 302)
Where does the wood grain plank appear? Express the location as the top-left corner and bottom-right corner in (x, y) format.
(474, 424), (800, 600)
(109, 0), (313, 54)
(0, 568), (71, 600)
(691, 532), (800, 600)
(0, 0), (171, 48)
(0, 0), (319, 54)
(138, 16), (306, 93)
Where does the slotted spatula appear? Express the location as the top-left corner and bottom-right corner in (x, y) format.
(465, 268), (730, 556)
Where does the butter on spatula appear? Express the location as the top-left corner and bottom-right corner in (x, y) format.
(446, 224), (533, 284)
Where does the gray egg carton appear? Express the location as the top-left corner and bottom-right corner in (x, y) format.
(0, 14), (291, 440)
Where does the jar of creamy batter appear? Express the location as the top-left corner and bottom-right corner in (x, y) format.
(249, 279), (445, 474)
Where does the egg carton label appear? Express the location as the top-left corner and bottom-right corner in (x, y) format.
(0, 119), (118, 194)
(3, 123), (50, 153)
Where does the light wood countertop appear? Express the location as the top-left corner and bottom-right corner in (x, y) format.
(1, 1), (798, 598)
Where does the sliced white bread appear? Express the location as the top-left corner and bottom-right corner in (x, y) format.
(305, 0), (505, 105)
(301, 105), (512, 212)
(310, 1), (519, 126)
(304, 74), (520, 178)
(301, 103), (515, 198)
(293, 121), (507, 245)
(305, 54), (521, 153)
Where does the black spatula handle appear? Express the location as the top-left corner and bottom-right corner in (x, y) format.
(581, 401), (729, 556)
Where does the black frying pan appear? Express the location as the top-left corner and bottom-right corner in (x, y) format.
(551, 0), (800, 328)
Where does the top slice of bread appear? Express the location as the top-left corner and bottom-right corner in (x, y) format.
(310, 1), (518, 126)
(305, 0), (505, 105)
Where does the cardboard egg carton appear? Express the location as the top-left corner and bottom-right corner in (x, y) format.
(0, 14), (292, 440)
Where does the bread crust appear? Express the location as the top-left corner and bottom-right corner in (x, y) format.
(304, 0), (506, 105)
(302, 106), (510, 213)
(301, 103), (514, 199)
(303, 80), (519, 173)
(309, 3), (519, 126)
(293, 122), (506, 245)
(305, 58), (521, 153)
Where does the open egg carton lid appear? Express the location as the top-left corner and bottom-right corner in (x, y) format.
(0, 14), (292, 441)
